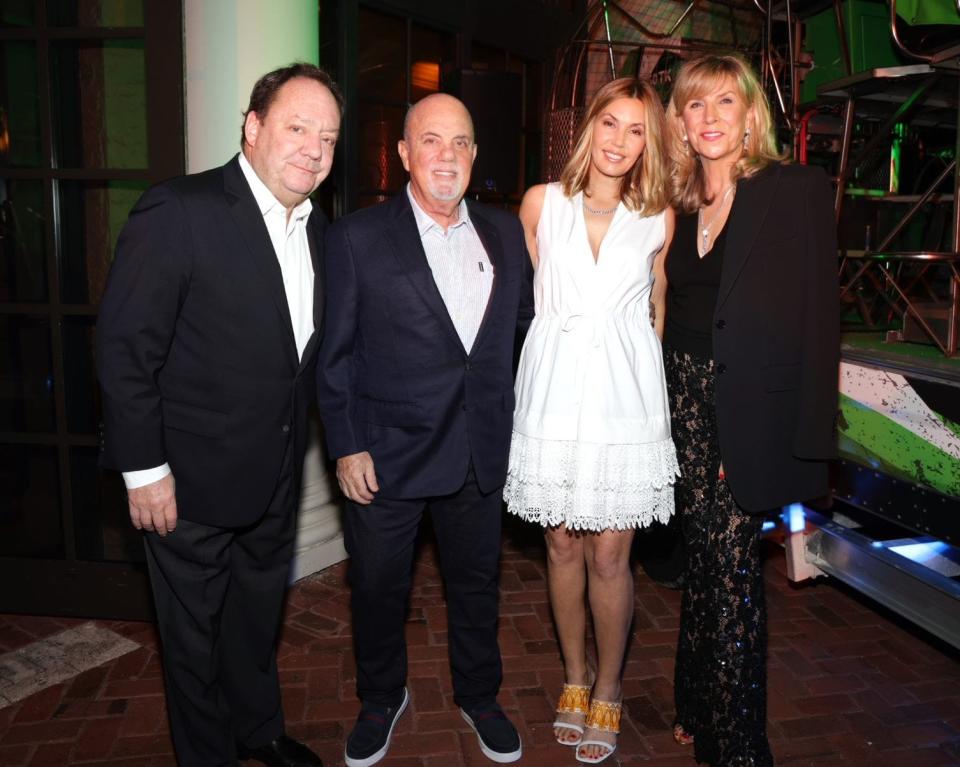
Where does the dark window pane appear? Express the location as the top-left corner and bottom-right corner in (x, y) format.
(526, 60), (542, 130)
(525, 130), (542, 189)
(63, 316), (98, 434)
(358, 103), (405, 197)
(471, 43), (507, 72)
(48, 0), (144, 27)
(525, 61), (543, 187)
(0, 315), (54, 432)
(410, 24), (453, 103)
(57, 179), (147, 304)
(0, 444), (62, 557)
(0, 178), (47, 302)
(0, 0), (35, 27)
(0, 41), (41, 167)
(71, 446), (143, 563)
(50, 39), (147, 169)
(359, 9), (406, 104)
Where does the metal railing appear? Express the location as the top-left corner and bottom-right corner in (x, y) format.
(840, 251), (960, 355)
(827, 0), (959, 355)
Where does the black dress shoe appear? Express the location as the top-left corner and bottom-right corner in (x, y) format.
(237, 734), (323, 767)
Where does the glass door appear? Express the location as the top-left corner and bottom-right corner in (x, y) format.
(0, 0), (183, 619)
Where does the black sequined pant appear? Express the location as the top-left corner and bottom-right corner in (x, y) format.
(664, 345), (773, 767)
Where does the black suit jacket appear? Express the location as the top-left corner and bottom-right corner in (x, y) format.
(96, 155), (326, 527)
(316, 192), (534, 498)
(711, 162), (840, 512)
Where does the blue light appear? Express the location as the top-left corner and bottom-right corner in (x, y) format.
(784, 503), (805, 533)
(761, 520), (776, 532)
(871, 540), (885, 548)
(889, 541), (949, 563)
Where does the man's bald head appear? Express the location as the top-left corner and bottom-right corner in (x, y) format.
(398, 92), (478, 215)
(403, 93), (475, 144)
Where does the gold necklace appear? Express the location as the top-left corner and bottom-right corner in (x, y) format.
(698, 185), (735, 254)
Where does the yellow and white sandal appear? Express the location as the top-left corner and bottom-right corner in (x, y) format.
(575, 699), (621, 764)
(552, 682), (591, 746)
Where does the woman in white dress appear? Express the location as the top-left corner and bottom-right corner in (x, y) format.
(504, 77), (679, 764)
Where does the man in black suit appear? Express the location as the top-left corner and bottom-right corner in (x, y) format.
(96, 63), (341, 767)
(317, 93), (533, 767)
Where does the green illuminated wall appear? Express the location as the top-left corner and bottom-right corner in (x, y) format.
(183, 0), (319, 173)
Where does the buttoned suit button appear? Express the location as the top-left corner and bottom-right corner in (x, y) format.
(465, 362), (472, 370)
(716, 363), (727, 374)
(716, 319), (726, 329)
(281, 424), (291, 433)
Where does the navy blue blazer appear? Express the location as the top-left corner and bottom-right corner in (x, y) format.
(97, 156), (326, 527)
(317, 192), (534, 498)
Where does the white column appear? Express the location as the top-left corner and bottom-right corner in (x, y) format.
(182, 0), (347, 579)
(290, 415), (348, 581)
(183, 0), (320, 173)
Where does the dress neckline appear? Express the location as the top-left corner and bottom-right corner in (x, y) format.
(576, 190), (624, 266)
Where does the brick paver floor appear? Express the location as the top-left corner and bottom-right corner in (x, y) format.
(2, 516), (959, 766)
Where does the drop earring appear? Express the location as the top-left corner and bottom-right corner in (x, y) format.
(743, 130), (750, 148)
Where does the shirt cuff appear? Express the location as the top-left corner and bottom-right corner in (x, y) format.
(122, 463), (172, 490)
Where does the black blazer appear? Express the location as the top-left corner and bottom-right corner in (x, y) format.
(709, 162), (840, 512)
(316, 192), (534, 498)
(96, 155), (326, 527)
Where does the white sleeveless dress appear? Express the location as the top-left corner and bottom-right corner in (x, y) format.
(504, 183), (679, 531)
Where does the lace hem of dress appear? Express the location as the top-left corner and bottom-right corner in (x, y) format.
(503, 431), (680, 532)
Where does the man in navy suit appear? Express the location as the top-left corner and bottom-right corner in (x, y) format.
(97, 64), (340, 767)
(317, 93), (533, 767)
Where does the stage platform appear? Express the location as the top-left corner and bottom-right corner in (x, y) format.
(841, 331), (960, 383)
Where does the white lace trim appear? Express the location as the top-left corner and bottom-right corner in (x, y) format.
(503, 431), (680, 532)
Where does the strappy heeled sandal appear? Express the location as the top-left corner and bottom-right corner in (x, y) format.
(672, 722), (694, 745)
(552, 682), (591, 746)
(575, 699), (621, 764)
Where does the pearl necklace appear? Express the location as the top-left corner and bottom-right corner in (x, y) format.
(583, 199), (619, 216)
(698, 185), (735, 255)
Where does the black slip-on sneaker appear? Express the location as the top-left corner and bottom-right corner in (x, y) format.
(344, 688), (409, 767)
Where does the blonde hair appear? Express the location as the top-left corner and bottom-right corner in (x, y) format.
(667, 54), (786, 212)
(560, 77), (669, 216)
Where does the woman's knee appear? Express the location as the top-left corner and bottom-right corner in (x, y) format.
(545, 527), (584, 567)
(585, 535), (633, 581)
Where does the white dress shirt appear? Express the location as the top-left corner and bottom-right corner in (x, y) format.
(407, 184), (493, 353)
(123, 154), (315, 490)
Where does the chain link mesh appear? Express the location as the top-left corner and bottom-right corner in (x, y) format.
(543, 106), (586, 181)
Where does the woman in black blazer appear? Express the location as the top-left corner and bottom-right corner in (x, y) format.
(662, 55), (839, 766)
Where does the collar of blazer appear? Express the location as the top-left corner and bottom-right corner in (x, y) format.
(384, 191), (505, 358)
(222, 155), (301, 369)
(716, 161), (781, 311)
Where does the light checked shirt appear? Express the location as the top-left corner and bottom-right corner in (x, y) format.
(407, 183), (493, 353)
